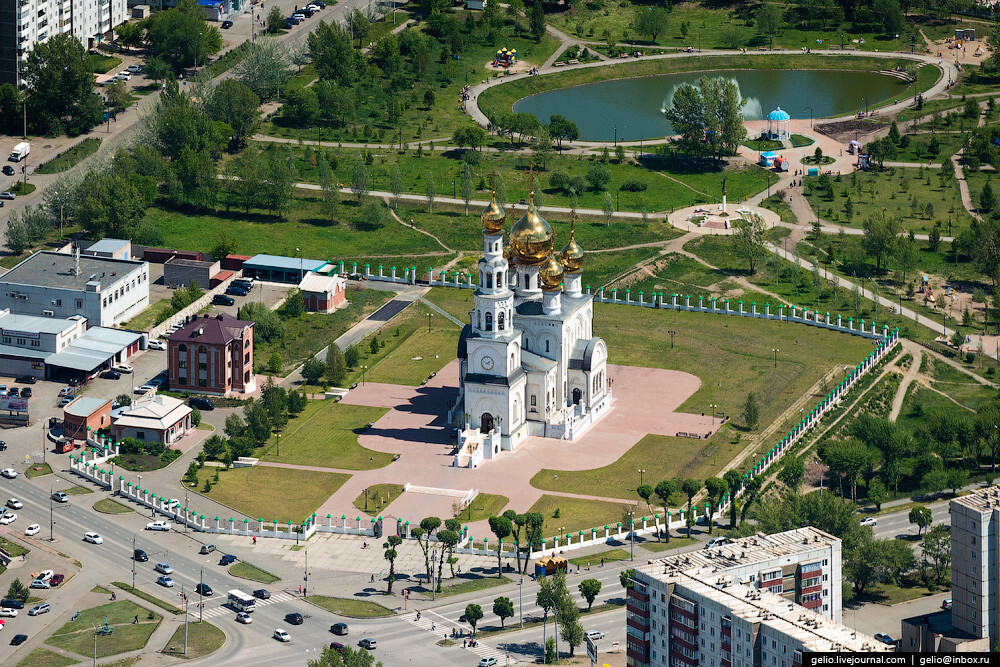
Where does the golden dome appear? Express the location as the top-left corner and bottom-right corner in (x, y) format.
(510, 196), (553, 265)
(481, 191), (506, 233)
(539, 254), (564, 291)
(503, 243), (515, 263)
(560, 218), (584, 273)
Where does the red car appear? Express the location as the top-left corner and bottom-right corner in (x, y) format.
(330, 642), (346, 654)
(50, 574), (65, 586)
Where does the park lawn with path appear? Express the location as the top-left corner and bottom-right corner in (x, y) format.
(36, 138), (101, 174)
(305, 595), (394, 618)
(454, 493), (510, 523)
(93, 499), (133, 514)
(110, 583), (181, 615)
(14, 648), (78, 667)
(345, 301), (461, 386)
(258, 400), (393, 469)
(258, 286), (394, 376)
(45, 601), (160, 659)
(892, 131), (968, 163)
(161, 621), (226, 660)
(527, 494), (637, 538)
(430, 575), (513, 598)
(620, 252), (733, 297)
(353, 483), (405, 514)
(229, 562), (280, 584)
(193, 465), (350, 524)
(478, 54), (938, 131)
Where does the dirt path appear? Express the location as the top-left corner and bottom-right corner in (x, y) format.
(387, 204), (453, 253)
(888, 340), (922, 420)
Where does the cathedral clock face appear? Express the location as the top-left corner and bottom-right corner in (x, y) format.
(481, 356), (495, 371)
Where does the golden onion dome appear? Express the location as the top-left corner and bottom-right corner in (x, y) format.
(481, 191), (506, 233)
(510, 196), (553, 265)
(539, 253), (564, 291)
(560, 219), (584, 273)
(503, 243), (514, 263)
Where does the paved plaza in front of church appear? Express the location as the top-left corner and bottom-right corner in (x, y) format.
(280, 359), (720, 537)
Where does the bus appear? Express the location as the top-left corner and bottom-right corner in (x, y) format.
(227, 590), (256, 613)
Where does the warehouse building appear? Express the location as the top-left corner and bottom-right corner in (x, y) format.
(241, 254), (327, 284)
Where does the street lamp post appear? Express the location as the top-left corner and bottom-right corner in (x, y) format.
(361, 365), (368, 385)
(667, 330), (676, 349)
(427, 312), (434, 332)
(518, 577), (523, 628)
(638, 468), (646, 487)
(804, 106), (814, 129)
(709, 403), (718, 425)
(772, 348), (779, 368)
(862, 96), (868, 115)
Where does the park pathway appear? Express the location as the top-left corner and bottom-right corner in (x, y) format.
(888, 340), (923, 420)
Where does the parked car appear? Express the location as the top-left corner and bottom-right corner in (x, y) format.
(236, 611), (252, 624)
(147, 339), (167, 350)
(10, 633), (27, 645)
(0, 608), (17, 617)
(154, 563), (173, 575)
(0, 469), (17, 479)
(133, 385), (155, 394)
(50, 574), (65, 586)
(199, 544), (216, 554)
(59, 395), (75, 406)
(274, 629), (291, 642)
(220, 554), (237, 565)
(253, 589), (270, 599)
(28, 603), (50, 616)
(24, 524), (39, 537)
(1, 166), (13, 176)
(195, 583), (213, 596)
(156, 576), (174, 587)
(34, 570), (53, 581)
(67, 377), (84, 386)
(0, 441), (6, 451)
(221, 20), (233, 28)
(134, 549), (148, 562)
(190, 397), (215, 411)
(1, 599), (24, 610)
(83, 532), (103, 544)
(285, 612), (304, 625)
(16, 375), (35, 384)
(6, 499), (22, 510)
(330, 622), (348, 635)
(705, 536), (729, 549)
(585, 630), (605, 641)
(330, 641), (346, 654)
(478, 659), (498, 667)
(942, 598), (953, 610)
(307, 3), (322, 11)
(9, 388), (18, 397)
(212, 294), (235, 306)
(51, 492), (68, 503)
(113, 363), (133, 373)
(20, 388), (30, 398)
(100, 369), (122, 380)
(0, 513), (17, 525)
(29, 579), (50, 589)
(116, 70), (131, 81)
(874, 633), (895, 645)
(359, 638), (377, 650)
(126, 64), (143, 73)
(146, 520), (171, 531)
(225, 286), (248, 297)
(0, 192), (16, 200)
(285, 15), (302, 24)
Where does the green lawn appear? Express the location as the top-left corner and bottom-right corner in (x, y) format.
(305, 595), (394, 618)
(9, 181), (36, 196)
(124, 299), (177, 331)
(93, 499), (133, 514)
(257, 400), (392, 469)
(567, 548), (631, 567)
(15, 649), (78, 667)
(527, 495), (638, 539)
(258, 286), (394, 375)
(36, 139), (101, 174)
(110, 583), (181, 615)
(228, 561), (280, 584)
(433, 575), (513, 598)
(641, 536), (700, 553)
(25, 463), (52, 478)
(88, 53), (121, 74)
(46, 601), (160, 659)
(0, 536), (28, 558)
(353, 483), (405, 514)
(345, 301), (460, 386)
(790, 134), (815, 148)
(161, 621), (225, 660)
(893, 132), (968, 163)
(58, 486), (93, 496)
(193, 465), (350, 523)
(454, 493), (509, 523)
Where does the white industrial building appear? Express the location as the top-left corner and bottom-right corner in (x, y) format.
(0, 249), (149, 327)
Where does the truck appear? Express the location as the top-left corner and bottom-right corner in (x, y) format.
(9, 142), (29, 162)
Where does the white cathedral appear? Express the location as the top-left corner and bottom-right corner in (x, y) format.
(453, 181), (612, 466)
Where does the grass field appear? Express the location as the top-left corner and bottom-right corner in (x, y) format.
(434, 575), (513, 598)
(124, 299), (177, 331)
(641, 536), (700, 553)
(14, 648), (78, 667)
(88, 53), (121, 74)
(527, 495), (638, 538)
(161, 621), (225, 660)
(93, 499), (133, 514)
(25, 463), (52, 478)
(258, 400), (392, 469)
(229, 562), (280, 584)
(259, 286), (394, 375)
(193, 465), (349, 523)
(353, 483), (405, 514)
(567, 548), (631, 567)
(454, 493), (510, 523)
(59, 486), (93, 496)
(0, 536), (28, 558)
(46, 601), (160, 659)
(36, 139), (101, 174)
(305, 595), (394, 618)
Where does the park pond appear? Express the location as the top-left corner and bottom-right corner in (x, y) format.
(512, 68), (908, 141)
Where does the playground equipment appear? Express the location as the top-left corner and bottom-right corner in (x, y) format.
(493, 47), (517, 68)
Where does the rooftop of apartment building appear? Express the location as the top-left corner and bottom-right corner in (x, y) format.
(641, 527), (837, 573)
(951, 486), (1000, 514)
(651, 567), (890, 653)
(0, 250), (144, 291)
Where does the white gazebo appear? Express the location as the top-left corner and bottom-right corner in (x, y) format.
(766, 107), (791, 141)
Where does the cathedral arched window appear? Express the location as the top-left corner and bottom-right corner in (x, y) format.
(545, 340), (550, 353)
(486, 272), (493, 288)
(510, 353), (515, 368)
(524, 274), (530, 289)
(498, 311), (505, 331)
(478, 311), (482, 330)
(485, 312), (493, 331)
(495, 271), (502, 287)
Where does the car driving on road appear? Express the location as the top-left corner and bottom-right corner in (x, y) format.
(84, 532), (103, 544)
(274, 629), (291, 642)
(146, 520), (171, 531)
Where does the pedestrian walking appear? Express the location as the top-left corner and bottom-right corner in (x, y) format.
(370, 573), (375, 583)
(133, 615), (139, 624)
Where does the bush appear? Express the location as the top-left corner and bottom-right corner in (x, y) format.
(586, 163), (611, 191)
(549, 171), (570, 191)
(619, 179), (647, 192)
(191, 407), (202, 427)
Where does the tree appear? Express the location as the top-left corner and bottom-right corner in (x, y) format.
(205, 79), (260, 150)
(21, 33), (103, 136)
(680, 478), (700, 538)
(703, 477), (728, 534)
(283, 87), (319, 128)
(634, 7), (670, 43)
(425, 172), (436, 213)
(723, 470), (743, 528)
(234, 37), (291, 100)
(778, 457), (805, 490)
(894, 235), (918, 285)
(867, 478), (888, 510)
(908, 506), (933, 537)
(619, 568), (635, 590)
(844, 533), (893, 596)
(548, 115), (579, 151)
(389, 163), (403, 209)
(352, 155), (370, 204)
(145, 0), (222, 69)
(493, 596), (514, 627)
(536, 574), (558, 622)
(414, 516), (441, 584)
(115, 22), (144, 50)
(242, 399), (272, 446)
(267, 6), (284, 33)
(344, 345), (360, 368)
(873, 0), (904, 36)
(602, 192), (614, 227)
(6, 579), (29, 603)
(586, 163), (611, 191)
(733, 213), (768, 274)
(382, 535), (401, 594)
(922, 524), (952, 583)
(557, 593), (584, 657)
(742, 393), (760, 430)
(654, 479), (675, 520)
(982, 182), (997, 213)
(326, 346), (346, 386)
(309, 21), (357, 86)
(578, 578), (601, 611)
(464, 603), (484, 633)
(346, 8), (371, 48)
(819, 438), (880, 503)
(488, 515), (512, 578)
(437, 528), (460, 579)
(460, 164), (474, 215)
(636, 484), (654, 518)
(862, 211), (901, 272)
(947, 467), (970, 495)
(302, 358), (326, 385)
(529, 0), (546, 41)
(755, 3), (782, 49)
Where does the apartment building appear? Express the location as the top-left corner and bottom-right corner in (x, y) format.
(166, 313), (255, 396)
(950, 486), (1000, 645)
(628, 536), (889, 667)
(0, 0), (127, 85)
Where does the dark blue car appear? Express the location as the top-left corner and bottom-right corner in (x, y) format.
(220, 554), (237, 565)
(225, 286), (248, 297)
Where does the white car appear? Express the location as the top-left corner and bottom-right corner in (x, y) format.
(147, 340), (167, 350)
(0, 513), (17, 525)
(6, 499), (22, 509)
(165, 498), (180, 509)
(146, 520), (171, 531)
(116, 70), (131, 81)
(0, 608), (17, 617)
(35, 569), (53, 581)
(1, 469), (17, 479)
(291, 13), (306, 20)
(306, 3), (321, 10)
(236, 612), (253, 624)
(134, 384), (156, 394)
(24, 524), (39, 537)
(84, 532), (103, 544)
(154, 562), (173, 575)
(273, 629), (291, 642)
(113, 363), (133, 373)
(126, 64), (142, 73)
(585, 630), (605, 641)
(859, 517), (877, 527)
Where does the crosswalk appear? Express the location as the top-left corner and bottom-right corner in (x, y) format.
(406, 611), (515, 664)
(195, 592), (297, 619)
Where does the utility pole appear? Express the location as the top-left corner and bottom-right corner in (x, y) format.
(518, 577), (523, 628)
(629, 509), (634, 561)
(132, 534), (137, 589)
(41, 421), (45, 465)
(184, 488), (188, 534)
(183, 583), (189, 655)
(199, 568), (204, 622)
(49, 489), (53, 541)
(304, 549), (308, 598)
